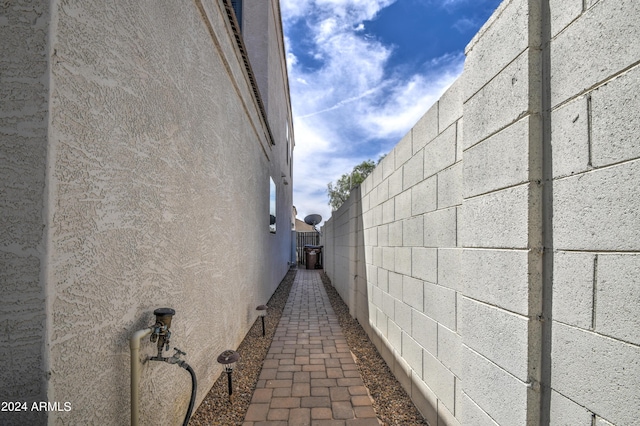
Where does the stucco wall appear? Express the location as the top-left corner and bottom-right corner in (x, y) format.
(0, 0), (50, 425)
(1, 0), (293, 425)
(322, 0), (640, 425)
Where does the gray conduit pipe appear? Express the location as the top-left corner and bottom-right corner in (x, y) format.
(130, 327), (153, 426)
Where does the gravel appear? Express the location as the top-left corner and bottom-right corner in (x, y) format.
(320, 272), (428, 426)
(189, 268), (427, 425)
(189, 269), (296, 425)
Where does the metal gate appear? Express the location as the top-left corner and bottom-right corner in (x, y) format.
(296, 231), (320, 266)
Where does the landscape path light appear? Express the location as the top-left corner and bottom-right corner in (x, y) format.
(256, 305), (268, 336)
(217, 350), (240, 399)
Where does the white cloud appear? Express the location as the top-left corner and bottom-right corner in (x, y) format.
(282, 0), (465, 224)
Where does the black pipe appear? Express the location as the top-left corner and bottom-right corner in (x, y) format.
(181, 362), (197, 426)
(148, 357), (197, 426)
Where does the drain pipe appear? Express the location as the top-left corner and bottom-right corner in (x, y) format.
(130, 327), (153, 426)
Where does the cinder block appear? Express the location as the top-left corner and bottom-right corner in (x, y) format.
(372, 162), (384, 188)
(460, 185), (530, 249)
(595, 417), (615, 426)
(424, 282), (456, 330)
(388, 221), (402, 247)
(549, 389), (592, 426)
(596, 254), (640, 345)
(402, 334), (423, 378)
(382, 199), (394, 224)
(361, 175), (372, 197)
(411, 247), (437, 283)
(456, 119), (464, 162)
(463, 117), (532, 198)
(549, 0), (583, 37)
(413, 104), (439, 153)
(388, 169), (403, 198)
(553, 160), (640, 251)
(388, 271), (402, 299)
(551, 96), (590, 178)
(377, 224), (389, 247)
(393, 347), (412, 395)
(424, 124), (457, 179)
(438, 163), (463, 209)
(387, 318), (402, 352)
(424, 207), (457, 248)
(461, 346), (529, 426)
(394, 300), (412, 330)
(411, 175), (437, 216)
(438, 398), (460, 426)
(459, 296), (529, 381)
(464, 0), (533, 100)
(377, 267), (389, 293)
(394, 190), (412, 221)
(437, 324), (462, 377)
(423, 350), (455, 412)
(459, 392), (500, 426)
(551, 322), (640, 426)
(372, 285), (383, 309)
(382, 291), (395, 320)
(403, 276), (424, 311)
(381, 149), (395, 180)
(367, 264), (378, 286)
(591, 67), (640, 167)
(382, 247), (395, 271)
(461, 249), (529, 314)
(395, 131), (413, 169)
(376, 307), (388, 337)
(438, 248), (462, 292)
(377, 178), (389, 204)
(552, 251), (594, 329)
(550, 0), (640, 106)
(403, 217), (424, 247)
(464, 50), (538, 148)
(395, 247), (411, 276)
(439, 77), (464, 131)
(411, 376), (438, 426)
(411, 310), (438, 356)
(403, 150), (424, 190)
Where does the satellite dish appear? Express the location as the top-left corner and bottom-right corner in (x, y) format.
(304, 214), (322, 235)
(304, 214), (322, 226)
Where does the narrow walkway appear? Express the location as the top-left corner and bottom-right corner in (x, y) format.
(243, 269), (380, 426)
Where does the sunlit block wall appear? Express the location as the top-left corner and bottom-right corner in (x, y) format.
(322, 0), (640, 424)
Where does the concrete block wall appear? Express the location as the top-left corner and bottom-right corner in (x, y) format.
(323, 0), (640, 424)
(546, 1), (640, 425)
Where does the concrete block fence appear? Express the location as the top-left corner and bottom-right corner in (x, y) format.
(321, 0), (640, 424)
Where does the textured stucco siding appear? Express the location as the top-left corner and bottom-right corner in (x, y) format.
(0, 0), (49, 425)
(322, 0), (640, 425)
(2, 0), (293, 425)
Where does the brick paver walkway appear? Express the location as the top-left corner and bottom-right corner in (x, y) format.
(243, 269), (380, 426)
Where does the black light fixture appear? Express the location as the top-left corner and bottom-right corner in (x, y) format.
(217, 350), (240, 399)
(256, 305), (268, 336)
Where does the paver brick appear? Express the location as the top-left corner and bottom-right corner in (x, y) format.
(332, 401), (355, 420)
(270, 397), (300, 409)
(267, 408), (289, 421)
(301, 396), (331, 408)
(243, 271), (380, 425)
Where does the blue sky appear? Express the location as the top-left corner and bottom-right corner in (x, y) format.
(280, 0), (502, 224)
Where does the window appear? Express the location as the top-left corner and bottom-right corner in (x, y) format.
(231, 0), (242, 30)
(269, 177), (276, 233)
